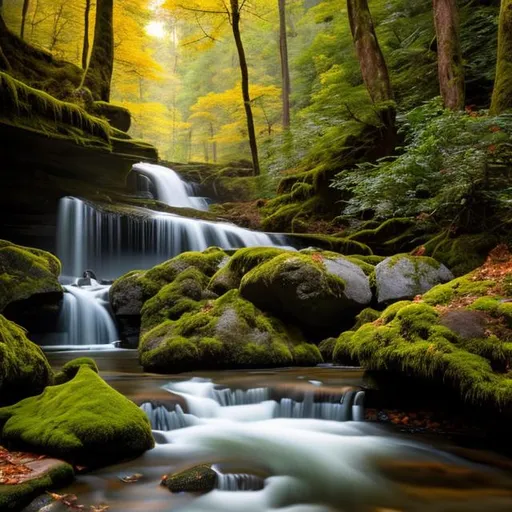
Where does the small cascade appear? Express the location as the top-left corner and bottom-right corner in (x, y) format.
(132, 162), (209, 211)
(57, 197), (290, 279)
(141, 379), (365, 432)
(213, 468), (265, 492)
(40, 279), (118, 346)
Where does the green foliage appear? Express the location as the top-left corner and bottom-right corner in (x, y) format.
(333, 100), (512, 232)
(54, 357), (99, 385)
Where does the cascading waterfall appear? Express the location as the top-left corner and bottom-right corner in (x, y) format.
(57, 196), (290, 279)
(40, 279), (118, 346)
(140, 378), (365, 432)
(132, 162), (209, 211)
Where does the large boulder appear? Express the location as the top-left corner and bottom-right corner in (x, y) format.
(139, 289), (321, 373)
(334, 247), (512, 411)
(375, 254), (453, 304)
(110, 248), (227, 347)
(0, 367), (154, 465)
(240, 251), (372, 334)
(0, 241), (63, 331)
(0, 315), (53, 406)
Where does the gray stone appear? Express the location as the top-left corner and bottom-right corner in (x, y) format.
(376, 256), (453, 303)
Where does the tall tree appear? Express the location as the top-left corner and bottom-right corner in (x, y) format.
(278, 0), (291, 130)
(164, 0), (262, 175)
(82, 0), (91, 69)
(83, 0), (114, 101)
(433, 0), (464, 110)
(20, 0), (29, 39)
(490, 0), (512, 114)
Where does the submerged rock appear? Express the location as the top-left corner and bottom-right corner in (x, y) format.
(240, 251), (372, 333)
(0, 315), (53, 406)
(375, 254), (453, 303)
(161, 465), (217, 493)
(0, 367), (154, 465)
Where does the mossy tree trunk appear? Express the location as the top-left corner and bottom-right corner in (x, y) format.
(490, 0), (512, 114)
(279, 0), (291, 130)
(230, 0), (260, 176)
(347, 0), (394, 131)
(82, 0), (91, 70)
(20, 0), (30, 39)
(433, 0), (465, 110)
(82, 0), (113, 101)
(0, 9), (10, 70)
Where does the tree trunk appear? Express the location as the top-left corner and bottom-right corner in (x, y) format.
(210, 123), (217, 163)
(82, 0), (114, 101)
(20, 0), (30, 39)
(82, 0), (91, 69)
(347, 0), (393, 106)
(433, 0), (464, 110)
(490, 0), (512, 115)
(230, 0), (260, 175)
(278, 0), (291, 130)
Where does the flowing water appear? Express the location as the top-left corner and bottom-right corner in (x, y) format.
(33, 164), (512, 511)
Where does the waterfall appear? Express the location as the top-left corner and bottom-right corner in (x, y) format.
(140, 379), (365, 432)
(132, 162), (209, 211)
(40, 280), (118, 346)
(57, 197), (290, 279)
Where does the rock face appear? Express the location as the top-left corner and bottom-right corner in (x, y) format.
(240, 252), (372, 333)
(375, 255), (453, 303)
(92, 101), (131, 132)
(0, 367), (154, 465)
(334, 249), (512, 411)
(0, 314), (53, 406)
(161, 465), (217, 493)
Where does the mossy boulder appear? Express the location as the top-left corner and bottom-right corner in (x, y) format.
(0, 367), (154, 466)
(110, 248), (227, 346)
(333, 249), (512, 410)
(0, 315), (53, 406)
(0, 457), (74, 511)
(92, 101), (131, 132)
(53, 357), (99, 385)
(375, 255), (453, 303)
(240, 251), (372, 334)
(139, 289), (321, 373)
(161, 465), (217, 493)
(0, 240), (62, 321)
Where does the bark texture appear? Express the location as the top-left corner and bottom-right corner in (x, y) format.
(433, 0), (465, 110)
(279, 0), (291, 129)
(490, 0), (512, 114)
(347, 0), (393, 105)
(20, 0), (30, 39)
(82, 0), (91, 69)
(82, 0), (114, 101)
(230, 0), (260, 175)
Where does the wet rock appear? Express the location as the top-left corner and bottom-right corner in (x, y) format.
(161, 465), (217, 493)
(375, 255), (453, 303)
(440, 310), (487, 339)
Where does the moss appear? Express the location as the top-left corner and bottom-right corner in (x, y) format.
(387, 253), (441, 270)
(333, 301), (512, 408)
(284, 233), (373, 256)
(162, 465), (217, 493)
(0, 72), (112, 147)
(290, 182), (315, 201)
(349, 254), (386, 265)
(0, 240), (62, 312)
(0, 315), (53, 406)
(0, 460), (74, 511)
(292, 343), (323, 366)
(422, 274), (495, 305)
(139, 289), (318, 373)
(353, 308), (380, 330)
(347, 218), (415, 246)
(0, 367), (154, 466)
(318, 337), (337, 361)
(54, 357), (99, 385)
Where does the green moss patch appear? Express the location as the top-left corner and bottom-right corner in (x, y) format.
(54, 357), (99, 385)
(0, 367), (154, 466)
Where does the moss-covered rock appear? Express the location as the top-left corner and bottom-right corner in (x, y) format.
(161, 465), (217, 493)
(0, 315), (53, 406)
(375, 254), (453, 303)
(240, 251), (372, 334)
(53, 357), (99, 385)
(139, 289), (321, 373)
(92, 101), (131, 132)
(0, 240), (62, 313)
(0, 367), (154, 466)
(333, 250), (512, 410)
(0, 457), (74, 511)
